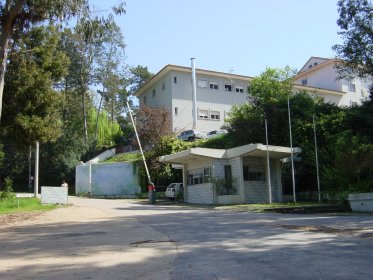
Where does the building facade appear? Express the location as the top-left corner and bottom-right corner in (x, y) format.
(294, 56), (372, 107)
(135, 60), (364, 134)
(135, 65), (251, 134)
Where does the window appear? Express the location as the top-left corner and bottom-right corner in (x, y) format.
(348, 83), (356, 92)
(314, 62), (318, 66)
(162, 83), (165, 91)
(210, 111), (220, 120)
(224, 165), (232, 189)
(174, 76), (177, 84)
(243, 165), (265, 181)
(224, 111), (231, 119)
(198, 109), (208, 119)
(235, 85), (244, 93)
(174, 107), (178, 115)
(198, 79), (208, 88)
(143, 96), (147, 105)
(204, 168), (211, 183)
(210, 81), (219, 90)
(224, 84), (232, 92)
(152, 89), (156, 97)
(301, 79), (307, 85)
(188, 168), (211, 185)
(308, 65), (312, 69)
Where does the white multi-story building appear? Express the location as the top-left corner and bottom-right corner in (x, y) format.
(294, 56), (372, 107)
(134, 61), (355, 134)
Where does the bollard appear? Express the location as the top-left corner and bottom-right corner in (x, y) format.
(148, 184), (156, 204)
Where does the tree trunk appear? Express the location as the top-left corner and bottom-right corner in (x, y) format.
(0, 0), (26, 124)
(94, 92), (104, 154)
(81, 87), (88, 144)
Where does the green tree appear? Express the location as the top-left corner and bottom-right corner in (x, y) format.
(93, 21), (127, 148)
(332, 0), (373, 81)
(127, 65), (153, 95)
(0, 0), (91, 124)
(2, 25), (69, 147)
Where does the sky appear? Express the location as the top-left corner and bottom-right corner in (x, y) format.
(91, 0), (342, 77)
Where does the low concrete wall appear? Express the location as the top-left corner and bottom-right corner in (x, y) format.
(76, 162), (140, 197)
(41, 186), (68, 204)
(348, 193), (373, 212)
(186, 183), (215, 204)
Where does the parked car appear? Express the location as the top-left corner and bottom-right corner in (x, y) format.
(206, 129), (228, 139)
(165, 183), (184, 200)
(177, 130), (205, 141)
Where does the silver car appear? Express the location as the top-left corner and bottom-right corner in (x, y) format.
(177, 129), (205, 141)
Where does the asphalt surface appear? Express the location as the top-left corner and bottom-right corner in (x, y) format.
(132, 202), (373, 280)
(1, 197), (373, 280)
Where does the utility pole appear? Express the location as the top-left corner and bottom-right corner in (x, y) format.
(191, 58), (197, 129)
(265, 117), (272, 203)
(313, 114), (321, 202)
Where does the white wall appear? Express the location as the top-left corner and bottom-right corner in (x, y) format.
(295, 64), (342, 92)
(295, 63), (372, 106)
(186, 183), (215, 204)
(76, 162), (141, 197)
(146, 70), (249, 134)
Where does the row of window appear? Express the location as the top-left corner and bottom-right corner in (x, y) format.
(198, 109), (221, 120)
(188, 168), (211, 186)
(197, 79), (245, 93)
(301, 78), (358, 93)
(187, 164), (265, 187)
(174, 107), (230, 121)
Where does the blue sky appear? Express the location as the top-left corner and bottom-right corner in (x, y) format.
(91, 0), (342, 77)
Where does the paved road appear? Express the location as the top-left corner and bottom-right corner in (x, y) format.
(1, 197), (373, 280)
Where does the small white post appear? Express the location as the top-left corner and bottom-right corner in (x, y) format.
(34, 141), (39, 198)
(88, 163), (92, 195)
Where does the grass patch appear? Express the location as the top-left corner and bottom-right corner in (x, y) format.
(104, 152), (142, 163)
(0, 195), (57, 214)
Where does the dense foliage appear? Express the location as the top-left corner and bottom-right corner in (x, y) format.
(0, 6), (152, 192)
(223, 68), (373, 199)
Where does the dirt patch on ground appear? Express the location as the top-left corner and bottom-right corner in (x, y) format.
(278, 224), (373, 239)
(0, 211), (42, 228)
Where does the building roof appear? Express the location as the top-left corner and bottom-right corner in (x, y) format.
(159, 143), (301, 165)
(134, 63), (344, 98)
(297, 56), (331, 73)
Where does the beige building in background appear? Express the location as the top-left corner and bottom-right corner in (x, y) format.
(294, 56), (372, 107)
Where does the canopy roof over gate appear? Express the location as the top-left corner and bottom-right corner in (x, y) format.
(159, 143), (301, 165)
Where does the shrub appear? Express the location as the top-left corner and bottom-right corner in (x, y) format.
(0, 177), (14, 200)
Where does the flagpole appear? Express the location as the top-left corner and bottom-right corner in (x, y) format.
(288, 97), (296, 203)
(313, 114), (321, 202)
(265, 117), (272, 204)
